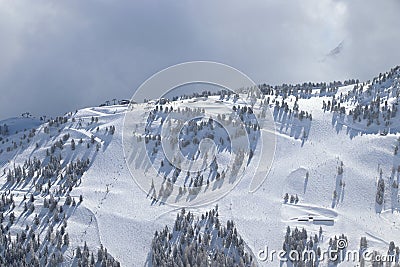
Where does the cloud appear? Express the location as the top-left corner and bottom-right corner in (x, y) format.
(0, 0), (399, 119)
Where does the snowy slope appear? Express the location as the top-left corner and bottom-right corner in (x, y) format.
(0, 67), (400, 266)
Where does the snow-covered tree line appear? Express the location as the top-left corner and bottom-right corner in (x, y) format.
(259, 78), (358, 100)
(149, 205), (256, 267)
(324, 65), (400, 132)
(271, 99), (313, 121)
(282, 226), (352, 266)
(74, 242), (120, 267)
(4, 154), (89, 197)
(142, 102), (260, 203)
(0, 124), (9, 136)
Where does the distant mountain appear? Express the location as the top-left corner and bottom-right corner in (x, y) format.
(0, 66), (399, 266)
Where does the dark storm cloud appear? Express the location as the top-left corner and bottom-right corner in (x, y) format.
(0, 0), (399, 119)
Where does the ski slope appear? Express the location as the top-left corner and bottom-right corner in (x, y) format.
(0, 68), (400, 266)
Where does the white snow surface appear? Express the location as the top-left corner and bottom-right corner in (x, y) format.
(1, 84), (400, 266)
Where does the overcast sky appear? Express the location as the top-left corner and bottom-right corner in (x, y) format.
(0, 0), (399, 119)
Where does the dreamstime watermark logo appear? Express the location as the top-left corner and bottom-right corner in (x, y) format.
(337, 238), (348, 250)
(258, 239), (396, 264)
(122, 61), (276, 207)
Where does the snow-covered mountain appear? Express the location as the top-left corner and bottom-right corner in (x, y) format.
(1, 66), (400, 266)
